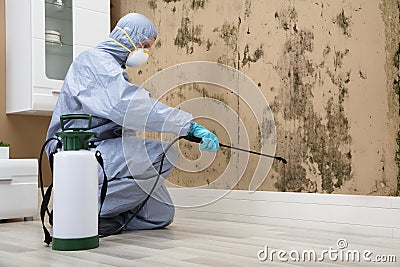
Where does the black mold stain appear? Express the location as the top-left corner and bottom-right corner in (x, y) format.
(214, 22), (238, 50)
(202, 90), (227, 104)
(273, 7), (352, 193)
(395, 43), (400, 96)
(191, 0), (206, 10)
(397, 132), (400, 196)
(190, 84), (229, 105)
(395, 4), (400, 196)
(323, 46), (331, 57)
(326, 50), (351, 106)
(206, 39), (213, 51)
(334, 49), (349, 71)
(320, 99), (352, 191)
(256, 107), (275, 149)
(335, 9), (352, 37)
(221, 146), (231, 163)
(154, 40), (162, 49)
(244, 0), (252, 18)
(359, 70), (367, 79)
(242, 44), (264, 67)
(275, 7), (298, 31)
(214, 22), (238, 68)
(148, 0), (157, 9)
(217, 55), (236, 67)
(174, 17), (203, 54)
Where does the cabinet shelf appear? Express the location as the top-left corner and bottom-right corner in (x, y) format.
(45, 41), (73, 56)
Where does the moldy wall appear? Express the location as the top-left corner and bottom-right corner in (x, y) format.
(111, 0), (400, 195)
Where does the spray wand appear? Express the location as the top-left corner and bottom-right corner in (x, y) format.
(183, 135), (287, 164)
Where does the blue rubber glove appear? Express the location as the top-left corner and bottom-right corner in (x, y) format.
(188, 122), (220, 152)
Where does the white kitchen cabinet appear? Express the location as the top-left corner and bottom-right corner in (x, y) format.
(6, 0), (110, 115)
(0, 159), (38, 220)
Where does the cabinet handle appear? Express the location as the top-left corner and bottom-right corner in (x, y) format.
(0, 178), (12, 183)
(52, 90), (61, 95)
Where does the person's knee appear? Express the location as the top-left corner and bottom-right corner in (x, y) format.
(158, 203), (175, 228)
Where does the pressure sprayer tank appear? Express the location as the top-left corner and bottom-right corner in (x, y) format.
(52, 114), (98, 251)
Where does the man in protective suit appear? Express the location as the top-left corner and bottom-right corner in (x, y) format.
(46, 13), (220, 235)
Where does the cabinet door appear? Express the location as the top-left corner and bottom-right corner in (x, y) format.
(31, 0), (44, 40)
(73, 1), (110, 57)
(32, 38), (63, 111)
(32, 0), (73, 87)
(73, 0), (110, 13)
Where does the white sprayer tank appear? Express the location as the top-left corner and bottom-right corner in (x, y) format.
(52, 150), (99, 250)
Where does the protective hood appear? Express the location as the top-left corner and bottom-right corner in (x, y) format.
(96, 13), (157, 68)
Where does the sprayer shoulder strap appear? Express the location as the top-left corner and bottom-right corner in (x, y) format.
(95, 151), (108, 216)
(40, 184), (53, 245)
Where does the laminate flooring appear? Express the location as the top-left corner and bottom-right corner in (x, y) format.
(0, 217), (399, 266)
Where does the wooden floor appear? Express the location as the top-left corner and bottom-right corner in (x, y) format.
(0, 217), (399, 266)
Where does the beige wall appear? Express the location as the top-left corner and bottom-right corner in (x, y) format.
(112, 0), (399, 195)
(0, 0), (52, 185)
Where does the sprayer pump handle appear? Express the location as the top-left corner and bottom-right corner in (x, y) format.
(60, 114), (93, 131)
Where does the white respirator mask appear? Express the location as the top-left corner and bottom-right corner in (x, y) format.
(109, 26), (152, 68)
(126, 48), (150, 68)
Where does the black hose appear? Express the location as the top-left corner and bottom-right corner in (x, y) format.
(41, 134), (285, 238)
(99, 135), (287, 237)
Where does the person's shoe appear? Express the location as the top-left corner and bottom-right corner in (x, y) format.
(98, 216), (123, 236)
